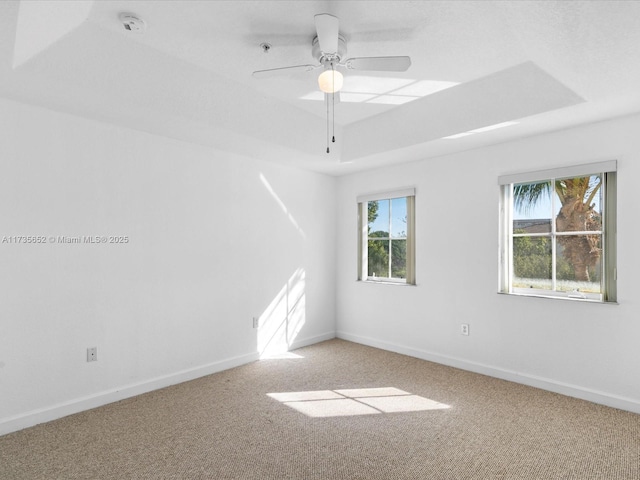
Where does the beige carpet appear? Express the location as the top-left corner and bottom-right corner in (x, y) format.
(1, 339), (639, 479)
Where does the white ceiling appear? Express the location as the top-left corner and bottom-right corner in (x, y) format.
(2, 0), (640, 175)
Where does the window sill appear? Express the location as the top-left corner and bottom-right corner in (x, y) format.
(359, 279), (416, 287)
(497, 291), (618, 305)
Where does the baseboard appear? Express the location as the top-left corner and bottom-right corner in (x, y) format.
(0, 331), (337, 437)
(336, 331), (640, 415)
(0, 351), (259, 437)
(290, 331), (336, 350)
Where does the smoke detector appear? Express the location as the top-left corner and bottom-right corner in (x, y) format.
(119, 13), (146, 33)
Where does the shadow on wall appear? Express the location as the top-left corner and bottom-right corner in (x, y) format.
(257, 268), (306, 359)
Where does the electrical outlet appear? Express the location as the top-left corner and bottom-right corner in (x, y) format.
(461, 324), (470, 336)
(87, 347), (97, 362)
(253, 317), (259, 329)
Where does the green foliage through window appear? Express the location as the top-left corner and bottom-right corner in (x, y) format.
(509, 173), (607, 297)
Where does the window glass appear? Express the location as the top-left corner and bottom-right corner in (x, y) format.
(501, 168), (615, 302)
(390, 239), (407, 278)
(368, 238), (389, 279)
(513, 180), (552, 234)
(556, 236), (602, 294)
(512, 236), (552, 290)
(554, 175), (602, 232)
(368, 200), (388, 236)
(359, 193), (414, 284)
(390, 197), (407, 238)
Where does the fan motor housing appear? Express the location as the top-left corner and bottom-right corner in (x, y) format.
(312, 34), (347, 64)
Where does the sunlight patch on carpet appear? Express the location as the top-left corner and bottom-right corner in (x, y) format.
(267, 387), (450, 418)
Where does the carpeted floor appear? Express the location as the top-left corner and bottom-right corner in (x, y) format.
(1, 339), (639, 479)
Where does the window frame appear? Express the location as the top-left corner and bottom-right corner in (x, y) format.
(357, 188), (416, 285)
(498, 161), (617, 303)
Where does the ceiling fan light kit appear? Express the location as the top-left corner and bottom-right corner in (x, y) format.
(318, 68), (343, 93)
(252, 13), (412, 152)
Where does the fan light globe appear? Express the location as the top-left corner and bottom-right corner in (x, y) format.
(318, 69), (344, 93)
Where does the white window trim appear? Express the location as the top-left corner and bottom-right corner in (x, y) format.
(357, 188), (416, 285)
(498, 161), (617, 303)
(497, 160), (617, 186)
(356, 187), (416, 204)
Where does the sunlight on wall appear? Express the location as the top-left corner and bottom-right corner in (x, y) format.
(443, 121), (519, 139)
(257, 268), (306, 359)
(267, 387), (450, 418)
(259, 173), (306, 239)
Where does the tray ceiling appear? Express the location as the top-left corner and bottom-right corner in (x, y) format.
(2, 1), (640, 175)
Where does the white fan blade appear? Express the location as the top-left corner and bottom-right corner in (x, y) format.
(344, 56), (412, 72)
(314, 13), (339, 54)
(252, 64), (317, 78)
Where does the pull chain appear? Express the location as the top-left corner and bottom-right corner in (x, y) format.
(326, 90), (330, 153)
(332, 65), (336, 144)
(325, 62), (338, 153)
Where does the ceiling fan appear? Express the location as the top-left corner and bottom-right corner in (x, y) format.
(252, 13), (412, 94)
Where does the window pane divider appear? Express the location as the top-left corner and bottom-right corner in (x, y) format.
(512, 233), (552, 238)
(554, 230), (603, 236)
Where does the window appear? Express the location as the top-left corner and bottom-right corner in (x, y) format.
(357, 188), (415, 284)
(499, 161), (617, 302)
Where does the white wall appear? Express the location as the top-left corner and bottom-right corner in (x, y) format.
(336, 113), (640, 413)
(3, 96), (639, 437)
(0, 98), (336, 434)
